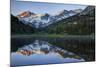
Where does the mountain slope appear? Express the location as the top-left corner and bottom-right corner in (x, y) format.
(44, 6), (95, 35)
(11, 14), (35, 34)
(16, 9), (82, 28)
(79, 6), (95, 16)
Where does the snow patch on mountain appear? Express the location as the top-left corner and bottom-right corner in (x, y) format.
(17, 9), (83, 28)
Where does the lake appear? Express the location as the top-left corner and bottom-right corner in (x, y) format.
(11, 35), (95, 66)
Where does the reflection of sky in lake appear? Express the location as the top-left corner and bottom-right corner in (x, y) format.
(11, 40), (85, 66)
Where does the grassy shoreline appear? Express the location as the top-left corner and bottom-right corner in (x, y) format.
(11, 34), (95, 39)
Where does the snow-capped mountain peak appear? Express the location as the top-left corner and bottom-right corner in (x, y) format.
(17, 11), (35, 18)
(73, 9), (83, 13)
(59, 10), (69, 14)
(16, 9), (83, 28)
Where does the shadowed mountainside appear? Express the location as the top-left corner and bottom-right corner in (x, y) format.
(11, 15), (35, 34)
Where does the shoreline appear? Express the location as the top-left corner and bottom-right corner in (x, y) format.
(11, 34), (95, 39)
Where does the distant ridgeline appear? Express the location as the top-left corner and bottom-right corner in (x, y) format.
(11, 6), (95, 35)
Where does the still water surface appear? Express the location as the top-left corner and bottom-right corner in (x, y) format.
(11, 37), (94, 66)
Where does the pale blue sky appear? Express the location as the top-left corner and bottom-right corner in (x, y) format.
(11, 0), (87, 16)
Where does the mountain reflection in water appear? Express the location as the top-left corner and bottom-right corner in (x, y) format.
(11, 40), (85, 66)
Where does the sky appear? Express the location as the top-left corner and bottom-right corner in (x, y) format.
(11, 0), (87, 16)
